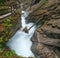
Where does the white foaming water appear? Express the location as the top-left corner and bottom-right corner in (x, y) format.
(7, 11), (36, 57)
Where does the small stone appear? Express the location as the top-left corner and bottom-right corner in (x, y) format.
(23, 27), (29, 33)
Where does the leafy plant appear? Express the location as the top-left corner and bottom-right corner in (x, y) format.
(4, 16), (13, 27)
(0, 44), (3, 52)
(3, 50), (16, 58)
(0, 37), (3, 43)
(0, 0), (6, 5)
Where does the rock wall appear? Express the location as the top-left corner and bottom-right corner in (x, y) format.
(31, 0), (60, 58)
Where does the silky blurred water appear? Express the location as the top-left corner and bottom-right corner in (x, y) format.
(7, 11), (36, 57)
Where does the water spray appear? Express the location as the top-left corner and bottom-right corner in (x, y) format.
(22, 16), (43, 33)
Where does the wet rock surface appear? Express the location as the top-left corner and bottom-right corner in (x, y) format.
(31, 0), (60, 58)
(31, 18), (60, 58)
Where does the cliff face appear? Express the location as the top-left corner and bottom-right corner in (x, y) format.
(31, 19), (60, 58)
(30, 0), (60, 58)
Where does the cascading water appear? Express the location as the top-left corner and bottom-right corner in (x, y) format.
(6, 10), (36, 57)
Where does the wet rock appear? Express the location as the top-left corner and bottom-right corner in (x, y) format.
(31, 0), (60, 58)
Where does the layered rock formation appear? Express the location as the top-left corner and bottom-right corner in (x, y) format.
(30, 0), (60, 58)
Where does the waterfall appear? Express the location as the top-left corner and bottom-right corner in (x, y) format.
(6, 10), (36, 57)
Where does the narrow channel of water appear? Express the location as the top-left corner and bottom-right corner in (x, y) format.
(6, 11), (36, 57)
